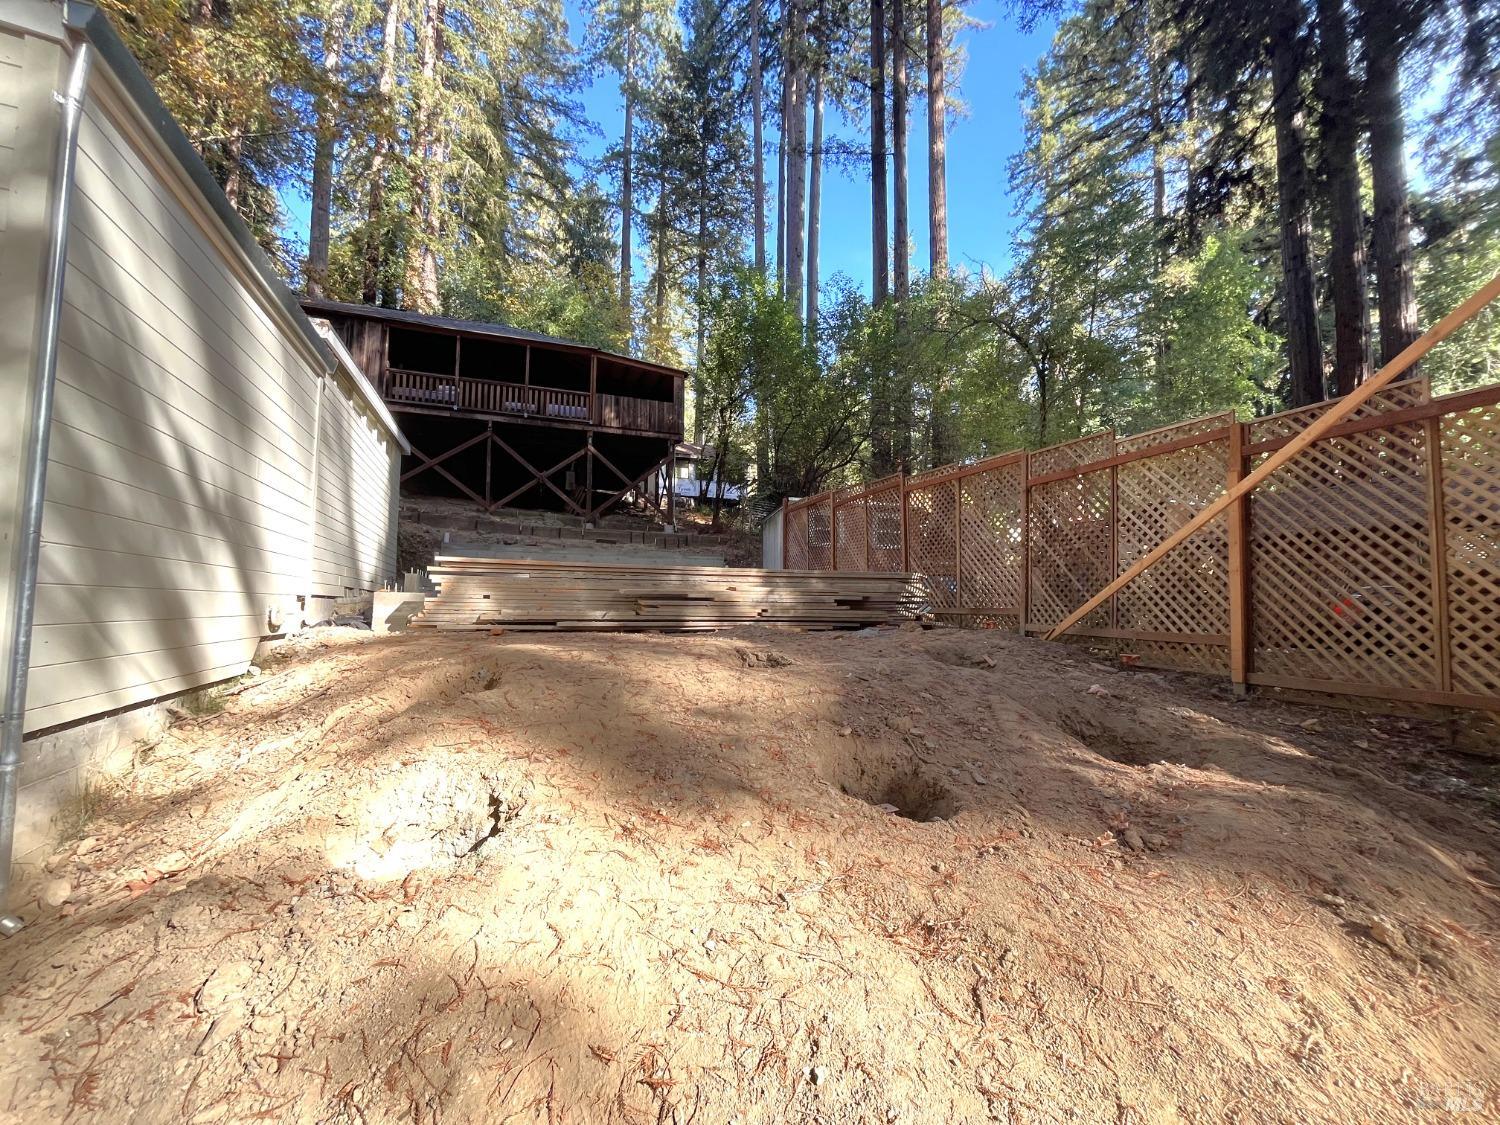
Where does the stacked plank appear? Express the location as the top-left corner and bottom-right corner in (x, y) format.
(412, 556), (925, 632)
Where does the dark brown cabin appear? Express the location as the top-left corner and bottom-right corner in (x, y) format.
(301, 299), (687, 520)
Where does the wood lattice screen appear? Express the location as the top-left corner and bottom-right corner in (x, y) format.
(781, 379), (1500, 713)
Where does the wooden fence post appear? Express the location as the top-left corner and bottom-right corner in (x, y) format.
(1424, 416), (1453, 693)
(1019, 452), (1030, 635)
(829, 496), (838, 571)
(1108, 459), (1119, 632)
(1226, 420), (1251, 692)
(952, 477), (962, 608)
(900, 473), (910, 574)
(780, 498), (788, 570)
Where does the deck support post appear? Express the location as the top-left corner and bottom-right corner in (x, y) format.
(1226, 420), (1251, 689)
(585, 433), (595, 525)
(590, 450), (676, 522)
(666, 441), (676, 531)
(483, 421), (493, 507)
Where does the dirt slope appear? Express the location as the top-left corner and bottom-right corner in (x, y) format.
(1, 626), (1496, 1123)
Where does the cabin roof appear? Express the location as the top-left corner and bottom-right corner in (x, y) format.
(299, 298), (687, 381)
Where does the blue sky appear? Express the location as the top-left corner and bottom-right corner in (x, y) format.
(282, 2), (1058, 297)
(562, 0), (1057, 296)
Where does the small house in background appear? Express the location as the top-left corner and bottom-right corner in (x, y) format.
(0, 4), (405, 878)
(649, 441), (747, 510)
(300, 299), (689, 522)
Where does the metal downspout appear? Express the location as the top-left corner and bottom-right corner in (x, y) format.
(0, 37), (94, 934)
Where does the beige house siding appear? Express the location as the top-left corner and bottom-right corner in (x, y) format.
(22, 62), (398, 735)
(0, 24), (64, 738)
(310, 366), (402, 597)
(1, 9), (404, 876)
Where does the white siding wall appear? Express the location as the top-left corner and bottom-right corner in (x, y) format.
(0, 28), (21, 235)
(311, 368), (400, 597)
(24, 72), (333, 733)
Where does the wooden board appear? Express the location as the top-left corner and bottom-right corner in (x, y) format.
(412, 556), (925, 633)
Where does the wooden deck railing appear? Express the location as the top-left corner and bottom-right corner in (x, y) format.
(596, 392), (678, 435)
(385, 369), (678, 434)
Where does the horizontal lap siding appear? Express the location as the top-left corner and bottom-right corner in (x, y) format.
(0, 31), (20, 233)
(310, 373), (398, 596)
(26, 91), (321, 732)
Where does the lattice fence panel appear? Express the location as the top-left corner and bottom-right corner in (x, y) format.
(1441, 403), (1500, 698)
(1117, 412), (1234, 455)
(834, 498), (869, 572)
(958, 461), (1024, 612)
(867, 486), (904, 572)
(907, 480), (959, 607)
(1116, 437), (1231, 673)
(806, 498), (834, 571)
(1250, 422), (1439, 689)
(1248, 377), (1430, 443)
(1029, 431), (1114, 476)
(785, 505), (810, 570)
(1028, 470), (1113, 630)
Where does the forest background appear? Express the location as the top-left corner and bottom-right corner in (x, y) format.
(108, 0), (1500, 511)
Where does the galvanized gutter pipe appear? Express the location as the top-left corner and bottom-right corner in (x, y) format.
(0, 34), (94, 935)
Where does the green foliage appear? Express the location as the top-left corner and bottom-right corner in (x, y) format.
(703, 269), (863, 500)
(102, 0), (1500, 508)
(1417, 138), (1500, 392)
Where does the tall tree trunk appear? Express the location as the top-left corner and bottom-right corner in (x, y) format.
(777, 17), (792, 298)
(364, 0), (401, 305)
(891, 0), (912, 468)
(869, 0), (892, 478)
(785, 0), (807, 319)
(307, 2), (348, 299)
(751, 0), (766, 275)
(891, 0), (909, 303)
(406, 0), (444, 313)
(696, 166), (709, 442)
(925, 0), (946, 276)
(870, 0), (889, 307)
(1365, 19), (1420, 365)
(1317, 0), (1371, 395)
(924, 0), (954, 464)
(619, 24), (637, 326)
(1269, 5), (1325, 406)
(1148, 6), (1169, 385)
(653, 173), (669, 348)
(806, 70), (823, 334)
(222, 133), (243, 212)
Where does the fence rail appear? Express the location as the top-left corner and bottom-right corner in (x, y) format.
(781, 376), (1500, 713)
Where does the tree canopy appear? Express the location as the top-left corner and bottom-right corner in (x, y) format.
(107, 0), (1500, 511)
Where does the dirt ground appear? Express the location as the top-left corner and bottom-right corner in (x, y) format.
(2, 624), (1498, 1123)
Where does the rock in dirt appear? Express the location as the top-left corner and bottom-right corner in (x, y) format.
(1086, 684), (1112, 698)
(737, 649), (793, 669)
(155, 850), (192, 875)
(38, 878), (72, 907)
(198, 960), (256, 1013)
(168, 901), (215, 931)
(1367, 915), (1407, 954)
(1120, 828), (1146, 852)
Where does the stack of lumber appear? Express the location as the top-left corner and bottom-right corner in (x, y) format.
(412, 556), (924, 632)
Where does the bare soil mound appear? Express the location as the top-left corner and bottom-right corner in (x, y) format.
(2, 625), (1496, 1122)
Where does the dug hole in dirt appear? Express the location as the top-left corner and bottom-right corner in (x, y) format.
(1, 624), (1497, 1122)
